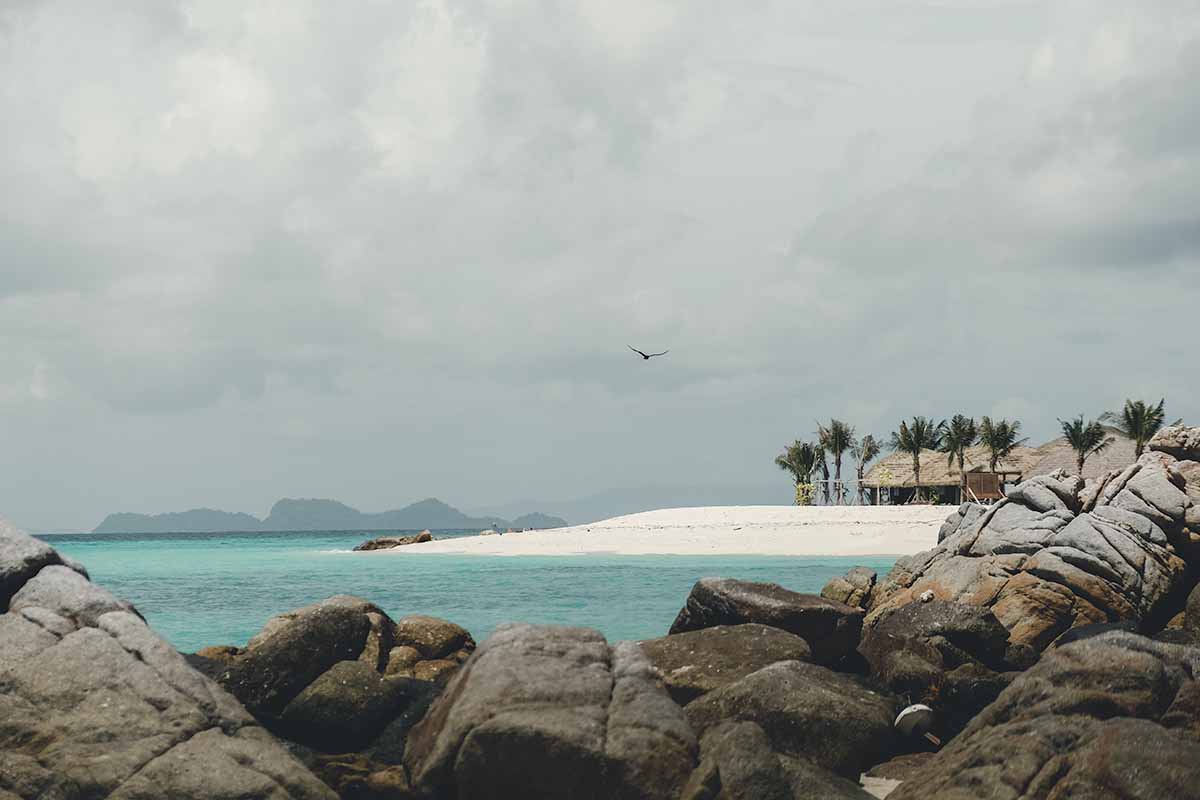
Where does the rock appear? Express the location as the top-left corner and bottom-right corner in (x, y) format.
(887, 630), (1200, 799)
(383, 644), (423, 678)
(671, 578), (864, 665)
(685, 660), (898, 780)
(353, 530), (434, 551)
(404, 623), (697, 799)
(1151, 425), (1200, 461)
(412, 658), (459, 685)
(278, 660), (423, 751)
(821, 567), (877, 609)
(937, 502), (986, 544)
(868, 464), (1193, 654)
(1186, 582), (1200, 633)
(219, 600), (375, 715)
(680, 720), (873, 800)
(0, 519), (334, 799)
(867, 599), (1010, 669)
(639, 624), (812, 704)
(394, 614), (474, 660)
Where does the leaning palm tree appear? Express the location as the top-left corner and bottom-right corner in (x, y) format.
(978, 417), (1027, 473)
(851, 434), (881, 505)
(889, 417), (946, 501)
(1059, 415), (1114, 475)
(1101, 398), (1166, 458)
(817, 419), (855, 504)
(814, 444), (831, 505)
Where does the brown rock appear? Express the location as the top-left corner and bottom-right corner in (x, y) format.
(412, 659), (459, 685)
(394, 614), (475, 660)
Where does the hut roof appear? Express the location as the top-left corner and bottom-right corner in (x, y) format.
(860, 429), (1139, 488)
(861, 444), (1037, 489)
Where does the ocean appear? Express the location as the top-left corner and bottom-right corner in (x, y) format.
(42, 530), (897, 653)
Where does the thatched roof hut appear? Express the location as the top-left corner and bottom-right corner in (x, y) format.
(861, 429), (1138, 489)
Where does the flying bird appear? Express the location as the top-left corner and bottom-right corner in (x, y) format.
(628, 345), (669, 360)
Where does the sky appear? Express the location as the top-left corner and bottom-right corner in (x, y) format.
(2, 0), (1198, 530)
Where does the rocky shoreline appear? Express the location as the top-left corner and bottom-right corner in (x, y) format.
(1, 424), (1198, 798)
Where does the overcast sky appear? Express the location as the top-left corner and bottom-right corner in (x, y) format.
(3, 0), (1198, 530)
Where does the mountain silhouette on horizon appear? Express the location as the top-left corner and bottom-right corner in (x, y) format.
(92, 497), (566, 534)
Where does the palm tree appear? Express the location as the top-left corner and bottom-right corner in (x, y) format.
(1101, 398), (1166, 458)
(775, 440), (819, 495)
(851, 434), (881, 504)
(889, 417), (946, 500)
(1059, 415), (1114, 475)
(939, 415), (978, 502)
(978, 417), (1027, 473)
(817, 419), (855, 504)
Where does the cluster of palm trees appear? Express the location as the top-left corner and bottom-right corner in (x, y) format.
(776, 398), (1173, 505)
(1059, 398), (1170, 475)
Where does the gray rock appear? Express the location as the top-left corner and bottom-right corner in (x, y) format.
(639, 624), (811, 704)
(821, 566), (878, 609)
(0, 522), (334, 799)
(278, 660), (418, 751)
(937, 503), (985, 544)
(404, 623), (697, 800)
(888, 630), (1200, 799)
(671, 578), (863, 665)
(685, 660), (897, 780)
(0, 518), (63, 609)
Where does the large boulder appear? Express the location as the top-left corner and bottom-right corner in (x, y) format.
(404, 623), (697, 799)
(868, 463), (1195, 653)
(671, 578), (863, 665)
(680, 721), (874, 800)
(888, 630), (1200, 799)
(639, 624), (812, 703)
(0, 519), (335, 799)
(684, 660), (898, 780)
(1150, 425), (1200, 461)
(354, 530), (434, 551)
(821, 566), (877, 609)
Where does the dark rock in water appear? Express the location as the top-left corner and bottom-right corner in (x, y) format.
(888, 630), (1200, 799)
(354, 530), (434, 551)
(684, 659), (897, 780)
(679, 720), (873, 800)
(670, 578), (863, 665)
(639, 623), (812, 704)
(820, 566), (877, 609)
(0, 519), (334, 799)
(404, 623), (697, 800)
(869, 461), (1195, 654)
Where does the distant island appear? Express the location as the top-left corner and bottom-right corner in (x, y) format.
(93, 497), (567, 534)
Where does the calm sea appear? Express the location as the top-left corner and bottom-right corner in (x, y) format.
(42, 530), (897, 653)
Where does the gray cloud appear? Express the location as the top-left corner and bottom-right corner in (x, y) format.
(1, 0), (1198, 529)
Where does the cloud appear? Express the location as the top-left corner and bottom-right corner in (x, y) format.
(1, 0), (1198, 529)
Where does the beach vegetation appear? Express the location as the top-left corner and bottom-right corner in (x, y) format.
(889, 417), (946, 499)
(1101, 398), (1167, 458)
(851, 434), (881, 504)
(1059, 415), (1114, 475)
(818, 419), (855, 504)
(940, 415), (978, 484)
(775, 440), (820, 505)
(978, 417), (1027, 472)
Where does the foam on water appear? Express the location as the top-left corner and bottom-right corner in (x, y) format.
(43, 530), (896, 652)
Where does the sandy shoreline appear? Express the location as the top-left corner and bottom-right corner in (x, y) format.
(366, 505), (950, 557)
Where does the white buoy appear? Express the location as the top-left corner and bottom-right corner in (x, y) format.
(894, 704), (940, 746)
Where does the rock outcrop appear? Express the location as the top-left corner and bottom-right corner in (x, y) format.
(354, 530), (434, 551)
(868, 455), (1196, 652)
(639, 623), (812, 703)
(404, 623), (697, 799)
(671, 578), (864, 665)
(0, 519), (335, 799)
(888, 630), (1200, 799)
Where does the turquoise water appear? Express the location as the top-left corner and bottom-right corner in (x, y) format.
(42, 531), (896, 653)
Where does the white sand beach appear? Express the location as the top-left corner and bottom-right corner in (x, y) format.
(374, 505), (950, 557)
